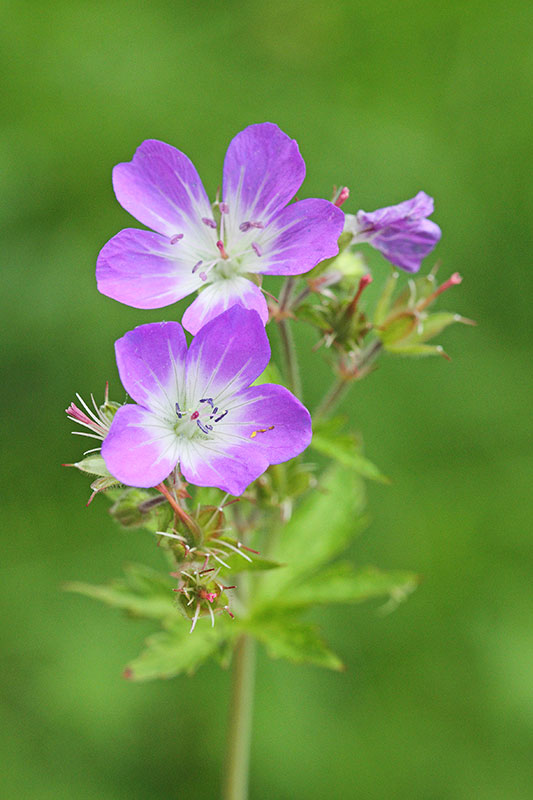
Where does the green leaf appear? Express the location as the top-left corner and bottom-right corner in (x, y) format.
(65, 563), (176, 620)
(255, 465), (368, 603)
(244, 613), (344, 671)
(125, 620), (234, 681)
(273, 563), (419, 609)
(311, 420), (389, 483)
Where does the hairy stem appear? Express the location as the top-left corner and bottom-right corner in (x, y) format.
(276, 277), (303, 398)
(223, 567), (256, 800)
(314, 376), (351, 420)
(314, 339), (383, 420)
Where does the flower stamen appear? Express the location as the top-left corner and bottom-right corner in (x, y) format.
(216, 240), (229, 259)
(250, 425), (274, 439)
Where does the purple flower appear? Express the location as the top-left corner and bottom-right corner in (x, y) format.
(345, 191), (441, 273)
(96, 123), (344, 333)
(101, 306), (312, 496)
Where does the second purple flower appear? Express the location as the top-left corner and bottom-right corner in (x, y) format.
(101, 306), (312, 497)
(97, 122), (344, 333)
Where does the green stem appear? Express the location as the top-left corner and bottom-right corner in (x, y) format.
(278, 318), (302, 398)
(223, 634), (256, 800)
(314, 339), (383, 420)
(276, 277), (303, 398)
(314, 376), (351, 420)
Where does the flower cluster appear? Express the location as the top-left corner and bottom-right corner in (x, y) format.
(66, 121), (463, 636)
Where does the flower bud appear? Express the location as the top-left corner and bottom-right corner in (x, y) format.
(374, 267), (473, 356)
(173, 567), (235, 631)
(109, 488), (173, 530)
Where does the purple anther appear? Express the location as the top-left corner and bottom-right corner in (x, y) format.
(202, 217), (217, 229)
(175, 402), (183, 418)
(196, 419), (213, 434)
(170, 233), (183, 244)
(219, 202), (229, 214)
(192, 261), (203, 273)
(199, 271), (208, 282)
(252, 242), (262, 257)
(214, 410), (228, 423)
(239, 222), (252, 232)
(199, 397), (215, 407)
(209, 406), (219, 417)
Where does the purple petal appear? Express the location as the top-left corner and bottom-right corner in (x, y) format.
(96, 228), (204, 309)
(244, 199), (344, 276)
(185, 306), (270, 401)
(112, 139), (215, 241)
(371, 219), (442, 273)
(102, 405), (179, 488)
(115, 322), (187, 414)
(357, 191), (435, 231)
(179, 437), (270, 496)
(222, 123), (305, 228)
(228, 383), (312, 462)
(182, 277), (269, 335)
(178, 382), (312, 495)
(352, 191), (441, 273)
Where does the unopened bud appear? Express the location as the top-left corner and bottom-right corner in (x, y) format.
(334, 186), (350, 207)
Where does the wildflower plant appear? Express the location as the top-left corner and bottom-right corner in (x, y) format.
(65, 122), (469, 799)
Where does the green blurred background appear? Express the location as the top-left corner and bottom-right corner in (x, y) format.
(2, 0), (532, 797)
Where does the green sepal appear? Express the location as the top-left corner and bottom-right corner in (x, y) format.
(373, 270), (400, 325)
(65, 563), (176, 621)
(385, 342), (449, 358)
(311, 418), (389, 484)
(413, 312), (474, 343)
(243, 611), (344, 671)
(66, 454), (111, 477)
(379, 312), (417, 345)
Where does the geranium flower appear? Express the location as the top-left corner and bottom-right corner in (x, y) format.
(96, 123), (344, 333)
(101, 306), (312, 496)
(344, 191), (441, 273)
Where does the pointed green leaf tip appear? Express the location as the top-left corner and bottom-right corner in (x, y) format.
(244, 613), (344, 671)
(64, 563), (176, 621)
(273, 563), (419, 609)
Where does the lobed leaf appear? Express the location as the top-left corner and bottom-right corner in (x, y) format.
(124, 620), (234, 681)
(244, 612), (344, 671)
(255, 465), (368, 604)
(272, 562), (419, 609)
(65, 563), (176, 621)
